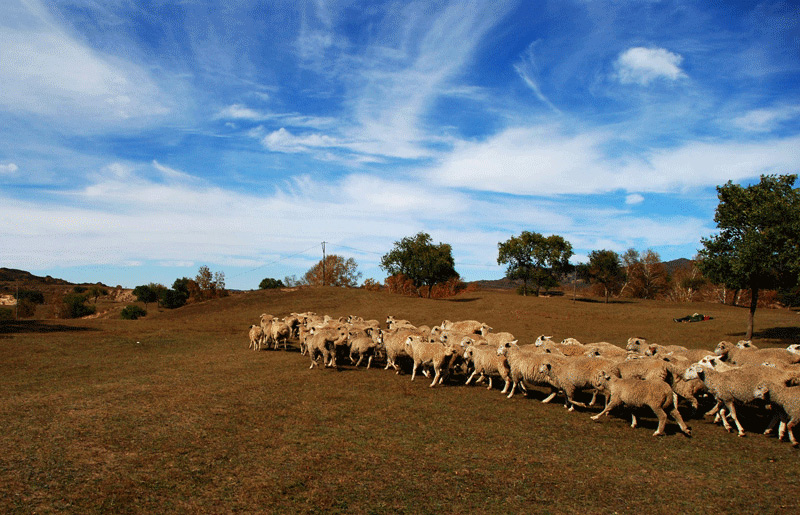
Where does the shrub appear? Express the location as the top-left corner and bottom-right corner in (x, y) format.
(259, 277), (285, 290)
(16, 299), (36, 318)
(0, 307), (12, 320)
(73, 286), (87, 293)
(362, 278), (381, 291)
(15, 289), (45, 304)
(121, 305), (147, 320)
(62, 293), (96, 318)
(159, 289), (187, 309)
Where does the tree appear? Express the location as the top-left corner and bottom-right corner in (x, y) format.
(579, 249), (624, 303)
(497, 231), (573, 296)
(259, 277), (285, 289)
(132, 284), (158, 310)
(159, 288), (187, 309)
(195, 266), (227, 299)
(698, 174), (800, 340)
(620, 248), (668, 299)
(303, 254), (362, 287)
(380, 232), (459, 298)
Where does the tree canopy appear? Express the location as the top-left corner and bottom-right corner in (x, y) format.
(303, 255), (362, 287)
(497, 231), (573, 296)
(259, 277), (285, 290)
(579, 249), (624, 303)
(621, 248), (669, 300)
(380, 232), (459, 298)
(698, 173), (800, 339)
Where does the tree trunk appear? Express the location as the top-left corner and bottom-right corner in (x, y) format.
(523, 278), (528, 296)
(604, 286), (609, 304)
(746, 287), (758, 340)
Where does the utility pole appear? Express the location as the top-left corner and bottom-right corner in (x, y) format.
(322, 241), (326, 286)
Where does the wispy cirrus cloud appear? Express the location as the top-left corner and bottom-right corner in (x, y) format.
(0, 0), (170, 128)
(0, 162), (18, 174)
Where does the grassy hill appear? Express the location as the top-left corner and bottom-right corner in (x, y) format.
(1, 287), (799, 513)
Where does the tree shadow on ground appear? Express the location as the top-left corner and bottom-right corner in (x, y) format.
(571, 298), (634, 305)
(727, 326), (800, 343)
(443, 297), (480, 303)
(0, 320), (97, 334)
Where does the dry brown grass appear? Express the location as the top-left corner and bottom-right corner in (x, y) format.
(2, 287), (800, 514)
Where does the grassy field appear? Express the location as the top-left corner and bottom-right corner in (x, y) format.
(2, 287), (800, 514)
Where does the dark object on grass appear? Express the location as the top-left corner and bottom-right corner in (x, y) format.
(673, 313), (712, 323)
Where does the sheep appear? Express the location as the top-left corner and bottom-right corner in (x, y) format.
(683, 362), (799, 436)
(349, 329), (383, 369)
(753, 381), (800, 446)
(259, 313), (274, 347)
(306, 325), (348, 369)
(583, 342), (629, 359)
(283, 314), (301, 338)
(538, 354), (616, 411)
(382, 327), (424, 373)
(248, 324), (266, 351)
(788, 344), (800, 355)
(625, 337), (649, 353)
(386, 315), (414, 330)
(463, 344), (512, 393)
(441, 319), (489, 335)
(590, 371), (692, 437)
(405, 335), (455, 387)
(270, 318), (292, 350)
(497, 341), (560, 400)
(645, 345), (714, 363)
(612, 356), (704, 412)
(714, 340), (800, 367)
(481, 331), (517, 348)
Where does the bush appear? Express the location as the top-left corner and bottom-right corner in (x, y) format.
(16, 299), (36, 318)
(73, 286), (87, 293)
(62, 293), (96, 318)
(0, 307), (12, 320)
(121, 305), (147, 320)
(362, 278), (381, 291)
(16, 289), (45, 304)
(159, 289), (187, 309)
(259, 277), (285, 290)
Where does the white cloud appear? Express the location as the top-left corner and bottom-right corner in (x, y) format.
(0, 163), (19, 174)
(732, 105), (800, 132)
(262, 128), (341, 153)
(625, 193), (644, 205)
(427, 125), (800, 196)
(514, 41), (560, 113)
(615, 47), (686, 85)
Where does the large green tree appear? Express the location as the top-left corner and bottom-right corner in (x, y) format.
(579, 249), (624, 303)
(497, 231), (573, 296)
(380, 232), (459, 298)
(698, 174), (800, 339)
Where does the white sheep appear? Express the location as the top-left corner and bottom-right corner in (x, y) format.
(348, 329), (383, 369)
(753, 381), (800, 446)
(441, 319), (489, 335)
(683, 362), (798, 436)
(590, 371), (692, 437)
(382, 327), (423, 373)
(306, 325), (348, 369)
(270, 318), (292, 350)
(463, 344), (512, 393)
(405, 335), (455, 387)
(248, 324), (266, 351)
(497, 341), (560, 401)
(714, 340), (800, 367)
(538, 354), (616, 411)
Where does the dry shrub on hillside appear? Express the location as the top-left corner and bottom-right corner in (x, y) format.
(385, 274), (467, 298)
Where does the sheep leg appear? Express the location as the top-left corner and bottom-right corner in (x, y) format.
(354, 354), (364, 367)
(786, 418), (798, 447)
(465, 370), (478, 385)
(653, 407), (668, 436)
(486, 376), (493, 390)
(717, 406), (734, 432)
(501, 378), (511, 394)
(725, 401), (747, 437)
(588, 390), (598, 407)
(541, 390), (558, 403)
(366, 356), (372, 369)
(705, 401), (722, 418)
(411, 362), (419, 381)
(764, 413), (781, 435)
(591, 398), (621, 421)
(430, 368), (441, 388)
(670, 407), (692, 436)
(630, 413), (637, 428)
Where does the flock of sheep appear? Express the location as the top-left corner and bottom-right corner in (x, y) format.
(249, 312), (800, 444)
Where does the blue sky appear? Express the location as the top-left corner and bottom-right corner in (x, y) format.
(1, 0), (798, 290)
